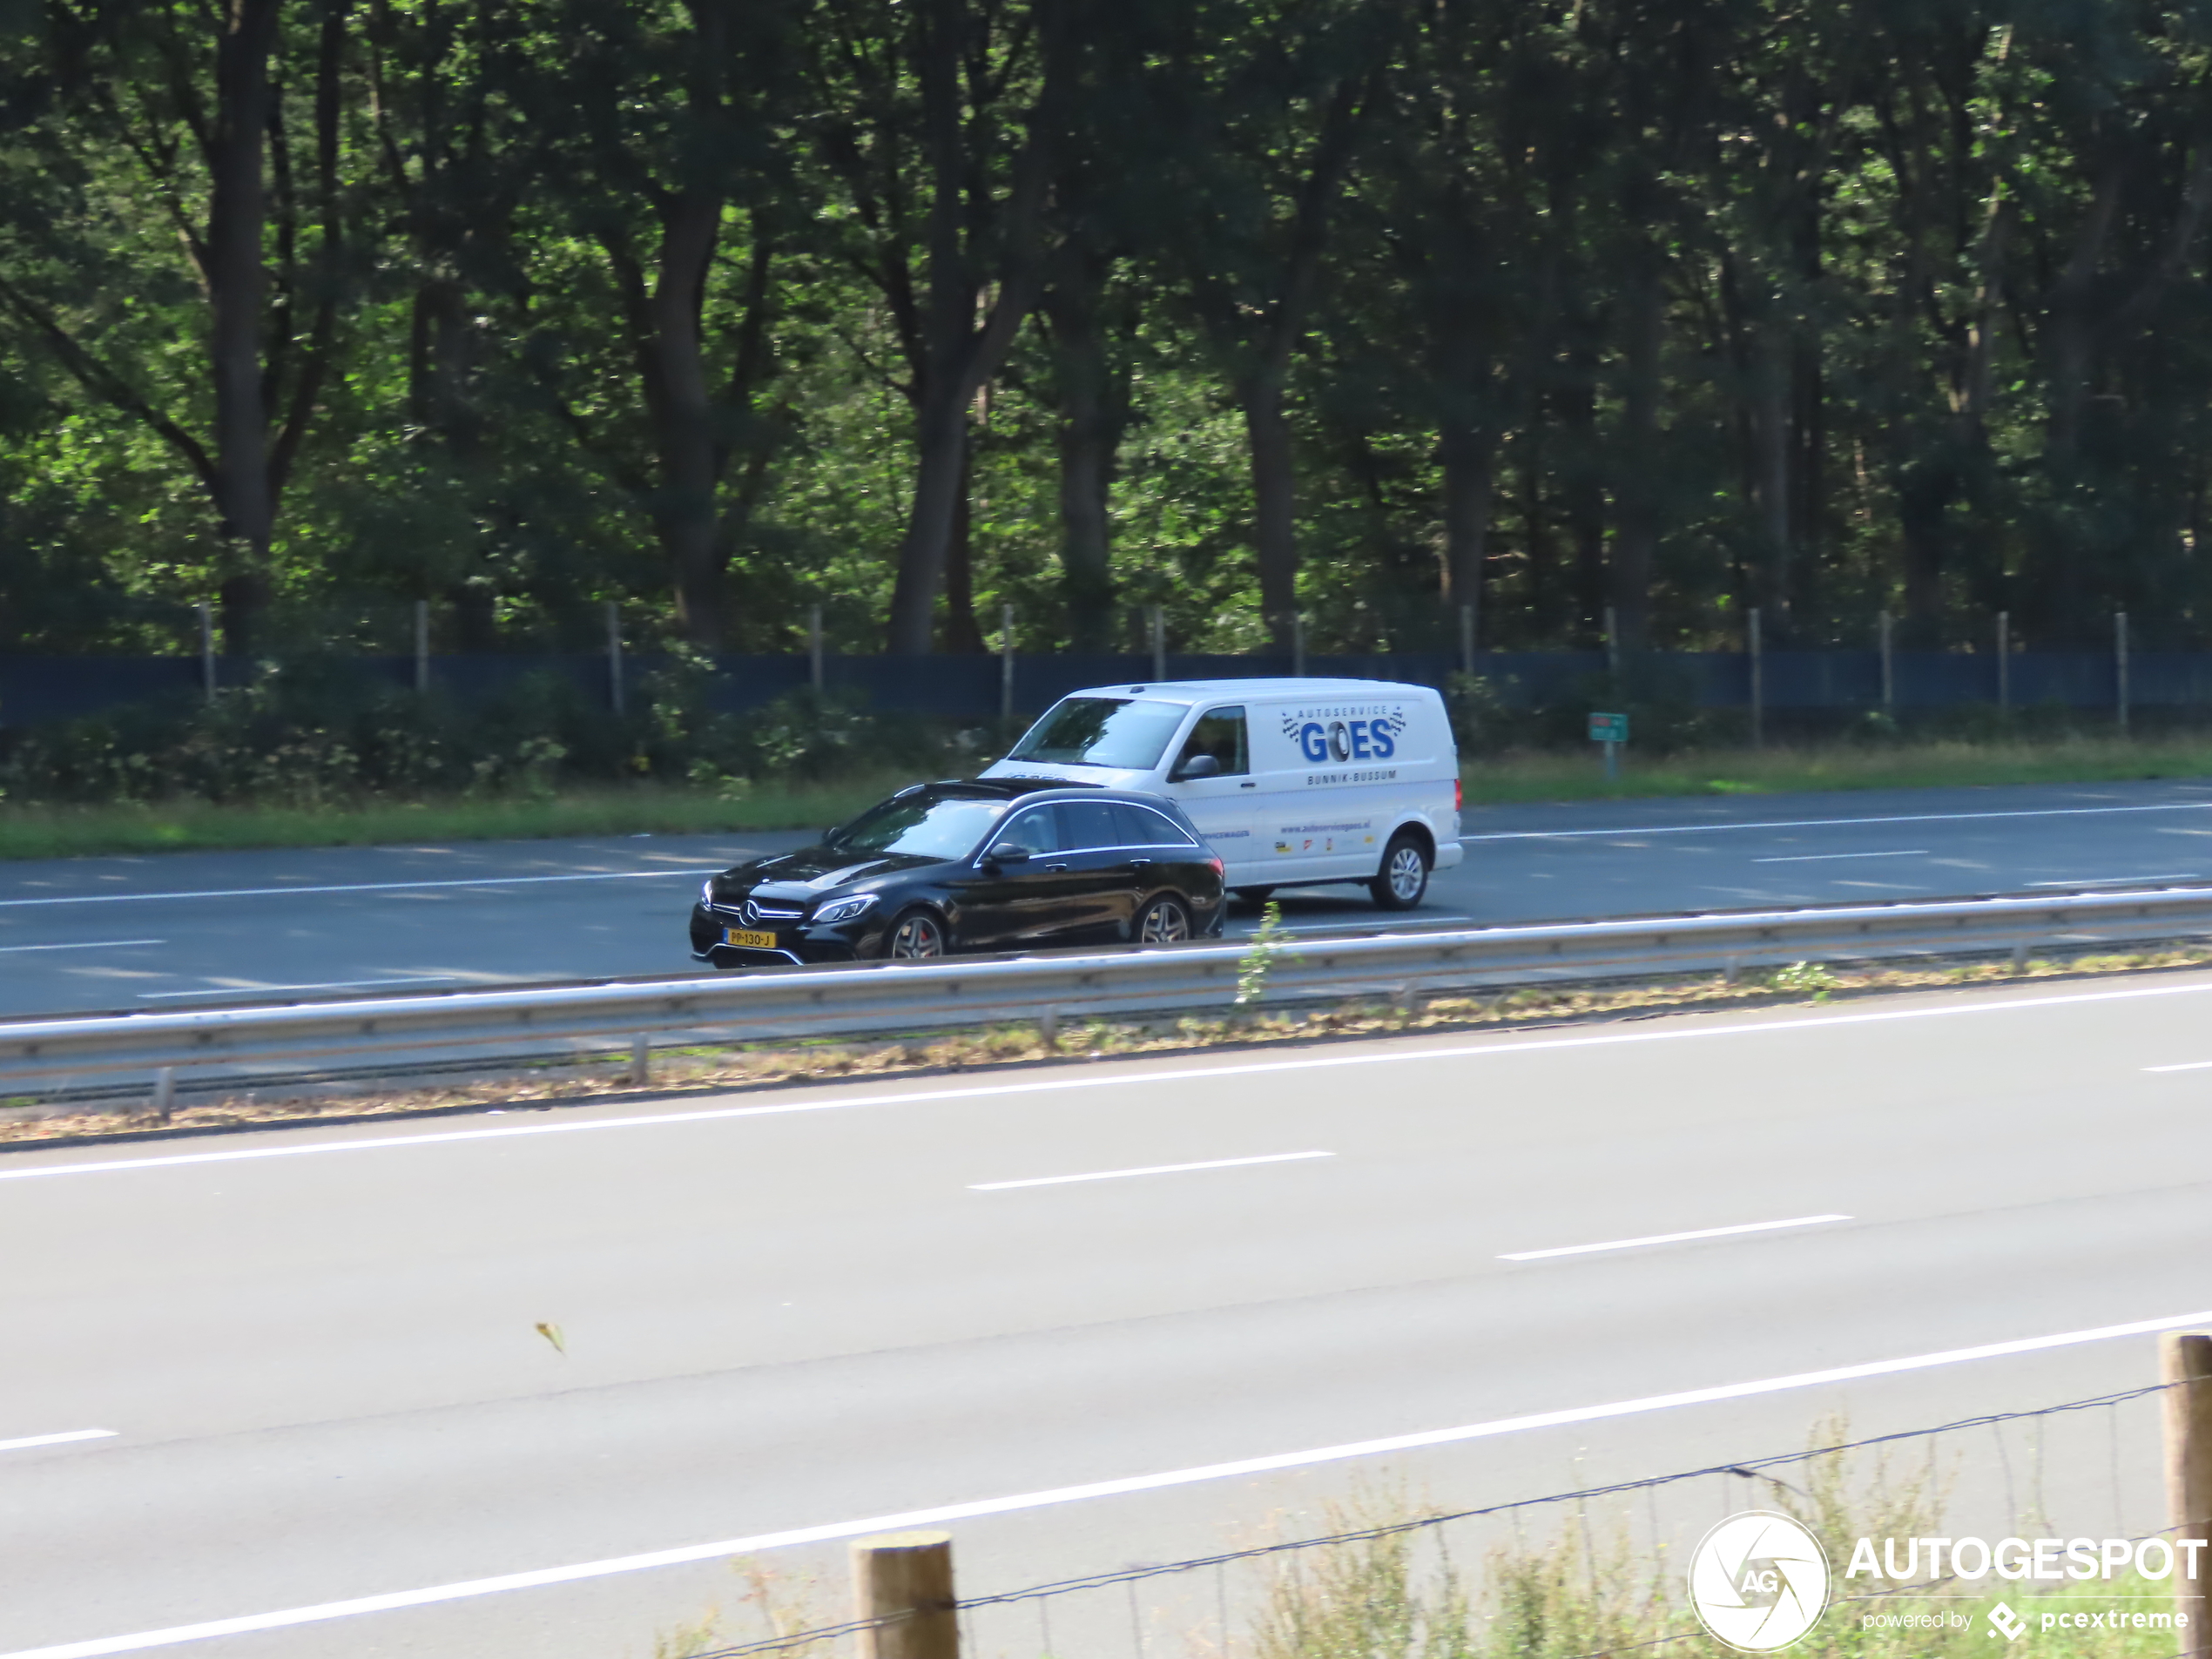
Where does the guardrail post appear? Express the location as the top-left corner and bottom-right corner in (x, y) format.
(152, 1067), (174, 1123)
(1038, 1008), (1059, 1049)
(2010, 941), (2028, 974)
(2160, 1331), (2212, 1654)
(628, 1035), (650, 1086)
(2118, 611), (2132, 737)
(853, 1532), (959, 1659)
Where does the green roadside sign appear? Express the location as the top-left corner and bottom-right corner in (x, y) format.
(1588, 711), (1629, 743)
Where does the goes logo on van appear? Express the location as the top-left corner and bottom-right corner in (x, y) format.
(1282, 707), (1409, 765)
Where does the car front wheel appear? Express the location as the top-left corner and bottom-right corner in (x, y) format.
(1136, 895), (1192, 944)
(886, 908), (948, 959)
(1370, 833), (1430, 910)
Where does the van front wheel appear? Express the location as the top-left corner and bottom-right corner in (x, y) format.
(1371, 833), (1430, 910)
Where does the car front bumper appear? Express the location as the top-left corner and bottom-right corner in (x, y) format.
(689, 902), (887, 968)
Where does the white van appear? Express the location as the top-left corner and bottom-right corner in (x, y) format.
(981, 678), (1463, 908)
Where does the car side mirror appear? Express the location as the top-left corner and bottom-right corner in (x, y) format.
(1171, 753), (1222, 781)
(987, 843), (1032, 866)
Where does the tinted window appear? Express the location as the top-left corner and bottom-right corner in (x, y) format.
(1055, 799), (1122, 851)
(1173, 706), (1248, 776)
(995, 804), (1061, 855)
(829, 791), (1010, 858)
(1008, 697), (1186, 769)
(1112, 802), (1197, 847)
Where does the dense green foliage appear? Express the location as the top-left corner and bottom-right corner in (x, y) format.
(7, 0), (2212, 662)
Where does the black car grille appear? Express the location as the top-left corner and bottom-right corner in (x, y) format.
(710, 897), (807, 926)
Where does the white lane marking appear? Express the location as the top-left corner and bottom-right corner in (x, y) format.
(2028, 873), (2202, 887)
(970, 1150), (1333, 1190)
(1232, 916), (1474, 936)
(1500, 1213), (1852, 1261)
(1750, 850), (1929, 864)
(138, 976), (462, 1001)
(0, 870), (717, 909)
(10, 1308), (2210, 1659)
(1459, 799), (2212, 842)
(0, 941), (163, 954)
(2144, 1060), (2212, 1073)
(0, 1429), (114, 1454)
(10, 974), (2212, 1185)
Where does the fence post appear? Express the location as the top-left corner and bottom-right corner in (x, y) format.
(2161, 1331), (2212, 1655)
(1604, 605), (1621, 684)
(1459, 604), (1474, 678)
(605, 601), (624, 717)
(853, 1532), (960, 1659)
(415, 600), (430, 695)
(1878, 611), (1894, 711)
(1000, 604), (1015, 722)
(809, 604), (825, 695)
(2118, 611), (2132, 737)
(1748, 606), (1764, 750)
(1998, 610), (2010, 712)
(198, 602), (216, 701)
(1149, 604), (1165, 682)
(152, 1066), (175, 1124)
(1292, 612), (1306, 678)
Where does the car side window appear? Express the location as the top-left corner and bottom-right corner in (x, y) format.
(1055, 799), (1122, 852)
(1112, 802), (1196, 847)
(1173, 706), (1248, 777)
(995, 805), (1060, 855)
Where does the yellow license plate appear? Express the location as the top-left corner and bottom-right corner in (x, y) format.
(722, 928), (779, 949)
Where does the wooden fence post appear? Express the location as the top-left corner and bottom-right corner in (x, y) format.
(415, 599), (430, 694)
(1748, 606), (1764, 749)
(605, 601), (624, 717)
(1878, 610), (1894, 711)
(853, 1532), (960, 1659)
(1997, 610), (2010, 712)
(199, 603), (216, 701)
(810, 604), (826, 694)
(1459, 604), (1474, 678)
(1000, 604), (1015, 721)
(2164, 1332), (2212, 1656)
(2118, 611), (2132, 737)
(1150, 604), (1166, 682)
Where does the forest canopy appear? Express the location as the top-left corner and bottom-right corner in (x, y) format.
(3, 0), (2211, 662)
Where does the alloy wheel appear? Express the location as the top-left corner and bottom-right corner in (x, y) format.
(1138, 898), (1191, 944)
(889, 913), (946, 958)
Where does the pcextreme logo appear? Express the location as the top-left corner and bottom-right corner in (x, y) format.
(1688, 1512), (1833, 1652)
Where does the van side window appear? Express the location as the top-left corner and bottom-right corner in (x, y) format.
(1174, 706), (1248, 777)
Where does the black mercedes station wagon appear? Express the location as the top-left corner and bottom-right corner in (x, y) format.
(690, 779), (1227, 967)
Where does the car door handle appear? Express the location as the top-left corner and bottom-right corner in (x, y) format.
(1130, 858), (1152, 869)
(1045, 862), (1069, 873)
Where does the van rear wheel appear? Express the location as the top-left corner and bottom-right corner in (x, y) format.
(1370, 833), (1430, 910)
(1231, 887), (1276, 907)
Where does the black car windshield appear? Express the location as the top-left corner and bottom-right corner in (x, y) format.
(827, 791), (1010, 858)
(1006, 697), (1185, 770)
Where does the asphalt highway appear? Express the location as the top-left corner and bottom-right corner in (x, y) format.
(5, 776), (2212, 1017)
(2, 970), (2209, 1658)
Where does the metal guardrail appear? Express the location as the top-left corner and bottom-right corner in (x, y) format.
(4, 885), (2212, 1089)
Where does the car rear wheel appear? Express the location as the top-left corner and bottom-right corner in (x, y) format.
(1370, 833), (1430, 910)
(887, 909), (948, 959)
(1136, 895), (1192, 944)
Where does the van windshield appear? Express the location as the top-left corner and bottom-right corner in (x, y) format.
(1007, 697), (1186, 770)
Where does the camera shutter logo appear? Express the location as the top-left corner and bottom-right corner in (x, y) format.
(1688, 1512), (1832, 1651)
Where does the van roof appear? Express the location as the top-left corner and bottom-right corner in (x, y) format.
(1063, 678), (1433, 707)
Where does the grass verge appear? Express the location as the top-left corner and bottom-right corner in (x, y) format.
(4, 733), (2212, 860)
(9, 937), (2208, 1149)
(1460, 731), (2212, 805)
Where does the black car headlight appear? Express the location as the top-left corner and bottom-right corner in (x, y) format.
(811, 894), (880, 926)
(700, 879), (717, 906)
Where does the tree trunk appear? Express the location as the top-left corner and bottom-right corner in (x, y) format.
(1239, 367), (1299, 646)
(206, 0), (285, 654)
(940, 442), (986, 652)
(644, 188), (727, 648)
(1042, 246), (1127, 651)
(1752, 322), (1792, 632)
(1609, 240), (1663, 651)
(887, 390), (974, 654)
(1559, 345), (1605, 645)
(1439, 414), (1493, 647)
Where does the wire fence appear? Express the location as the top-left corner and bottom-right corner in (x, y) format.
(664, 1377), (2202, 1659)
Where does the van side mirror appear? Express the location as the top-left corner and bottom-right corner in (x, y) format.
(1170, 753), (1222, 782)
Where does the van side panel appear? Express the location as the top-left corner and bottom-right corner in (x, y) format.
(1249, 691), (1447, 882)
